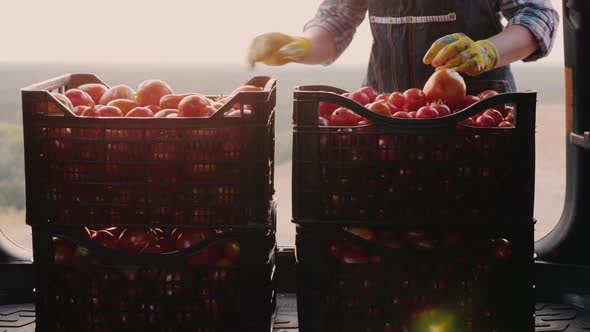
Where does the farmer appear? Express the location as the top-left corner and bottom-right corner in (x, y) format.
(247, 0), (559, 92)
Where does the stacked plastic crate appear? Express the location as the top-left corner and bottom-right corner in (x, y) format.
(21, 74), (277, 331)
(292, 81), (536, 332)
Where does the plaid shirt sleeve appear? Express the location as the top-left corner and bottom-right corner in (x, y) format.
(304, 0), (368, 62)
(496, 0), (560, 62)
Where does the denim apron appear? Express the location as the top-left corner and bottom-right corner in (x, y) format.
(363, 0), (516, 92)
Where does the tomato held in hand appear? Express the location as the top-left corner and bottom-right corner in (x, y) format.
(423, 68), (466, 109)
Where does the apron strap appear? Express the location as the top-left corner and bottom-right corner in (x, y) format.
(369, 12), (457, 25)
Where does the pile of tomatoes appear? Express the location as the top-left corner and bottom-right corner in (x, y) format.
(307, 70), (520, 220)
(52, 227), (241, 266)
(44, 80), (261, 118)
(319, 69), (515, 128)
(296, 225), (518, 332)
(324, 226), (512, 264)
(34, 80), (277, 227)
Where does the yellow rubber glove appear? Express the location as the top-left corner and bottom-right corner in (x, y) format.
(423, 33), (499, 77)
(247, 32), (311, 67)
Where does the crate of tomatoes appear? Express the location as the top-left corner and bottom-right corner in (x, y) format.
(292, 70), (536, 224)
(33, 225), (276, 331)
(295, 223), (534, 332)
(21, 73), (276, 228)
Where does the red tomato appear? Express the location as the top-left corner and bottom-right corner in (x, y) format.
(483, 109), (503, 126)
(416, 105), (439, 119)
(443, 232), (464, 248)
(462, 95), (480, 109)
(77, 83), (108, 105)
(382, 238), (404, 249)
(423, 68), (466, 109)
(403, 88), (427, 112)
(477, 90), (499, 100)
(73, 105), (91, 116)
(126, 107), (154, 118)
(136, 79), (174, 107)
(499, 105), (513, 118)
(358, 86), (379, 102)
(504, 112), (515, 124)
(504, 106), (515, 120)
(81, 106), (100, 117)
(318, 116), (329, 126)
(187, 243), (223, 266)
(65, 89), (95, 108)
(178, 95), (213, 117)
(490, 238), (512, 260)
(348, 91), (370, 105)
(344, 227), (377, 243)
(475, 114), (496, 127)
(459, 117), (475, 126)
(154, 109), (179, 118)
(215, 258), (234, 266)
(431, 103), (451, 117)
(339, 247), (369, 264)
(229, 84), (263, 96)
(142, 241), (163, 254)
(53, 237), (75, 265)
(387, 92), (406, 109)
(145, 105), (161, 114)
(91, 230), (118, 250)
(366, 101), (392, 116)
(392, 111), (412, 119)
(318, 101), (339, 118)
(98, 84), (136, 105)
(83, 227), (95, 238)
(374, 93), (389, 102)
(118, 228), (150, 253)
(224, 240), (240, 265)
(98, 105), (124, 117)
(160, 93), (198, 109)
(386, 103), (399, 114)
(327, 241), (344, 262)
(104, 227), (123, 236)
(175, 229), (215, 250)
(329, 108), (363, 126)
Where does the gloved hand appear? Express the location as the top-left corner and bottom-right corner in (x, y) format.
(423, 33), (499, 77)
(247, 32), (311, 67)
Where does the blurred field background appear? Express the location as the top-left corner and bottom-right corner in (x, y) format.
(0, 62), (566, 249)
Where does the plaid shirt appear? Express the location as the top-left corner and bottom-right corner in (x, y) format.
(304, 0), (559, 63)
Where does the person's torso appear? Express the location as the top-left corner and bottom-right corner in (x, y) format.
(363, 0), (515, 93)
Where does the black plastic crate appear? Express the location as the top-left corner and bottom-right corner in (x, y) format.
(32, 226), (276, 331)
(21, 74), (276, 228)
(295, 223), (534, 332)
(292, 82), (536, 225)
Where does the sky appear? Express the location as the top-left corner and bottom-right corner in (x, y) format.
(0, 0), (564, 66)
